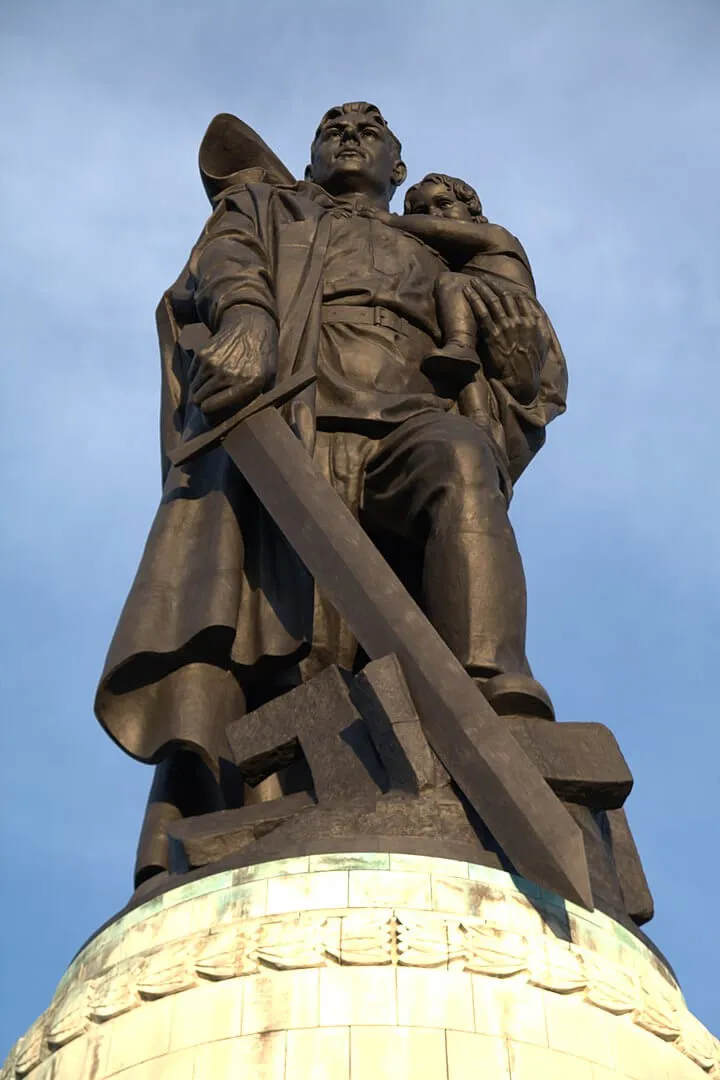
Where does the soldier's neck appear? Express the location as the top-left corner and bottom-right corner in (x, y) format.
(330, 190), (390, 212)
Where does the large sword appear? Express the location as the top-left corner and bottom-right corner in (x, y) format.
(169, 372), (592, 909)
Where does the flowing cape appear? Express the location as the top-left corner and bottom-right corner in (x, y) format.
(95, 179), (331, 768)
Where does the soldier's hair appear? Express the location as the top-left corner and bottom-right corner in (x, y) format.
(312, 102), (402, 162)
(404, 173), (485, 219)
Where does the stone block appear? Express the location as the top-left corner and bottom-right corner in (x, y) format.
(568, 911), (623, 966)
(538, 901), (572, 942)
(506, 719), (633, 809)
(169, 792), (316, 870)
(350, 1026), (448, 1080)
(236, 856), (311, 882)
(286, 1027), (350, 1080)
(468, 863), (513, 888)
(348, 869), (431, 909)
(614, 1020), (701, 1080)
(113, 912), (165, 965)
(508, 1042), (594, 1079)
(437, 879), (543, 939)
(45, 1034), (95, 1080)
(150, 900), (194, 947)
(228, 665), (385, 803)
(78, 934), (129, 979)
(105, 1050), (195, 1080)
(431, 877), (491, 920)
(606, 808), (654, 925)
(390, 853), (468, 877)
(265, 870), (349, 914)
(446, 1031), (510, 1079)
(472, 976), (548, 1046)
(320, 967), (397, 1026)
(161, 869), (234, 904)
(190, 880), (268, 933)
(351, 654), (445, 792)
(104, 995), (173, 1074)
(544, 991), (618, 1070)
(396, 968), (474, 1031)
(169, 978), (242, 1050)
(241, 970), (319, 1035)
(309, 852), (390, 872)
(193, 1031), (285, 1079)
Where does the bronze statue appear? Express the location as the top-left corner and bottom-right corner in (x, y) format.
(95, 103), (653, 924)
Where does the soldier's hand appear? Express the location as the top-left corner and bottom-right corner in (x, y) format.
(464, 278), (549, 404)
(190, 305), (278, 417)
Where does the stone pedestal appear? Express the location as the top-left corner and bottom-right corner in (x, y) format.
(3, 854), (718, 1080)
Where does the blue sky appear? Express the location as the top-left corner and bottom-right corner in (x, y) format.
(1, 0), (719, 1053)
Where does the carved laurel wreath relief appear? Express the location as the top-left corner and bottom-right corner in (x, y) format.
(5, 908), (718, 1079)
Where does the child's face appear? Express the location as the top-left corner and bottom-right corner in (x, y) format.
(410, 180), (475, 221)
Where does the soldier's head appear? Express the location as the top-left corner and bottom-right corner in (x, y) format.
(306, 102), (407, 206)
(404, 173), (487, 222)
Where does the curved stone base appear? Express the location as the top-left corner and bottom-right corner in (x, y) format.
(3, 854), (718, 1079)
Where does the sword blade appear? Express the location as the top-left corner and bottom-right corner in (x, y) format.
(224, 407), (593, 910)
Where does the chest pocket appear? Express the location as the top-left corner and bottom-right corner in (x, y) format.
(370, 219), (402, 276)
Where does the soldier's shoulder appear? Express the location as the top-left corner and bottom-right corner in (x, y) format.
(228, 177), (323, 211)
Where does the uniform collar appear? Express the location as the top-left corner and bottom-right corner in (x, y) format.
(299, 182), (389, 215)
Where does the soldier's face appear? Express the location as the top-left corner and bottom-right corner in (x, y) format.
(308, 113), (404, 199)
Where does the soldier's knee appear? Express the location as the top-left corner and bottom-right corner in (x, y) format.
(432, 418), (500, 488)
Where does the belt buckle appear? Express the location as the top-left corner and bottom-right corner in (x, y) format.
(374, 308), (393, 330)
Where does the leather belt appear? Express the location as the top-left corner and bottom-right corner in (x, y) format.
(321, 304), (413, 336)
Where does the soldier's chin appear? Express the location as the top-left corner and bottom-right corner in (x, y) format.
(332, 160), (373, 185)
(334, 158), (365, 173)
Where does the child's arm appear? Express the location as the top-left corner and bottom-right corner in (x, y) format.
(375, 212), (534, 286)
(462, 252), (536, 295)
(375, 211), (499, 261)
(368, 209), (536, 292)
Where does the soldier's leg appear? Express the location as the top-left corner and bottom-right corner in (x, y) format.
(134, 748), (225, 890)
(132, 661), (248, 891)
(362, 411), (551, 716)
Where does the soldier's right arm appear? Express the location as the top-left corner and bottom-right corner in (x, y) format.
(186, 187), (280, 417)
(192, 189), (277, 330)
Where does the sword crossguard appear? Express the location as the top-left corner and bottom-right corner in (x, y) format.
(168, 370), (317, 468)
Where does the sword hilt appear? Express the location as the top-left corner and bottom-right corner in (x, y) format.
(168, 370), (317, 468)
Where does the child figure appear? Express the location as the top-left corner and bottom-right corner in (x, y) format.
(374, 173), (536, 392)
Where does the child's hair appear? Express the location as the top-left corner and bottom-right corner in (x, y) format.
(404, 173), (485, 219)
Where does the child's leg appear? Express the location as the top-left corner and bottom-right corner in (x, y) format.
(435, 271), (478, 353)
(422, 272), (482, 387)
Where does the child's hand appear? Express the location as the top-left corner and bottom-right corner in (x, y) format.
(355, 207), (398, 227)
(377, 210), (403, 227)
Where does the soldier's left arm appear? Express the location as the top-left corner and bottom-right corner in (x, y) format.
(464, 277), (568, 482)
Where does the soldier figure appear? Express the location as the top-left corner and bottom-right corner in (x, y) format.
(96, 103), (567, 887)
